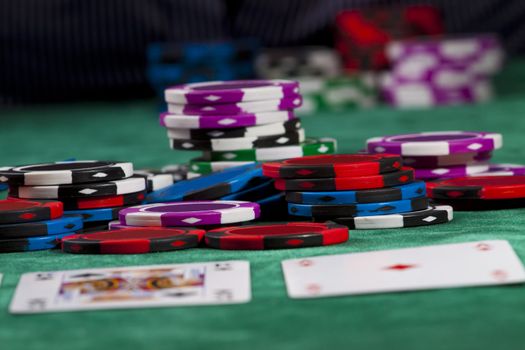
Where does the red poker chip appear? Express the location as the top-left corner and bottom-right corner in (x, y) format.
(426, 176), (525, 200)
(0, 199), (63, 225)
(61, 227), (206, 254)
(59, 191), (146, 210)
(274, 167), (414, 191)
(205, 222), (349, 250)
(262, 154), (402, 179)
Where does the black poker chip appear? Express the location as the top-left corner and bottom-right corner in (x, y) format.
(204, 221), (349, 250)
(61, 227), (206, 254)
(0, 161), (133, 185)
(0, 199), (63, 225)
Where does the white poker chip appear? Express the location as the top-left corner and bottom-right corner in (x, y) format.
(134, 170), (174, 192)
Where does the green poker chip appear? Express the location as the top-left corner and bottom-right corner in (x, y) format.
(203, 137), (337, 162)
(189, 158), (256, 175)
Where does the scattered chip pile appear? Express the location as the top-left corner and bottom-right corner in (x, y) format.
(0, 199), (83, 253)
(382, 34), (504, 108)
(159, 79), (337, 177)
(365, 131), (503, 180)
(263, 154), (453, 229)
(0, 161), (150, 232)
(147, 39), (259, 102)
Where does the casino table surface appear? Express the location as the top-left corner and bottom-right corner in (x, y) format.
(2, 61), (525, 350)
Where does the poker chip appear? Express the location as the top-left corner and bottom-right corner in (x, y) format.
(0, 214), (83, 239)
(61, 227), (206, 254)
(107, 220), (129, 230)
(170, 129), (305, 151)
(367, 131), (502, 156)
(119, 200), (260, 227)
(160, 110), (296, 129)
(288, 197), (429, 217)
(64, 207), (125, 223)
(189, 158), (255, 175)
(0, 231), (77, 253)
(134, 170), (174, 192)
(0, 161), (133, 186)
(325, 205), (453, 229)
(0, 199), (63, 225)
(164, 80), (300, 104)
(414, 163), (489, 180)
(431, 198), (525, 211)
(57, 191), (146, 210)
(146, 163), (263, 203)
(426, 176), (525, 200)
(167, 95), (303, 115)
(160, 164), (189, 182)
(9, 176), (146, 199)
(403, 151), (492, 168)
(274, 167), (414, 191)
(204, 221), (349, 250)
(167, 119), (301, 140)
(262, 154), (402, 178)
(220, 178), (278, 201)
(285, 181), (427, 205)
(204, 138), (337, 162)
(470, 164), (525, 177)
(256, 192), (289, 220)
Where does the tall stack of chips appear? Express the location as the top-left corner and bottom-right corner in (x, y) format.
(0, 161), (147, 232)
(382, 34), (504, 107)
(0, 199), (83, 253)
(255, 46), (378, 115)
(365, 131), (503, 180)
(262, 154), (453, 229)
(159, 79), (337, 178)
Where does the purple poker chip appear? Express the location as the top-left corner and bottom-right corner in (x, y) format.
(164, 80), (300, 105)
(159, 110), (296, 129)
(167, 95), (303, 116)
(367, 131), (502, 156)
(381, 73), (492, 108)
(470, 164), (525, 177)
(387, 34), (504, 76)
(119, 200), (260, 227)
(414, 163), (489, 180)
(390, 62), (476, 87)
(403, 151), (493, 168)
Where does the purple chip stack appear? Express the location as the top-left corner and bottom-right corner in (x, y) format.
(382, 34), (504, 108)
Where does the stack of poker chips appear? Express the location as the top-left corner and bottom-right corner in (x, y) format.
(0, 161), (149, 232)
(365, 131), (503, 180)
(159, 79), (337, 178)
(0, 199), (83, 253)
(335, 5), (444, 72)
(382, 34), (504, 108)
(262, 154), (453, 230)
(147, 38), (259, 102)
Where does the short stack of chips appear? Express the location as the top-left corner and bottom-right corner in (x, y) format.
(159, 79), (337, 178)
(255, 46), (378, 115)
(263, 154), (453, 229)
(365, 131), (503, 180)
(382, 34), (504, 107)
(147, 38), (259, 102)
(0, 199), (83, 253)
(0, 161), (147, 232)
(335, 5), (444, 72)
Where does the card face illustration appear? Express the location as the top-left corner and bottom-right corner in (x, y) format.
(10, 260), (250, 313)
(282, 240), (525, 298)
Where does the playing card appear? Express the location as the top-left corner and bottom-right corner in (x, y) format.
(282, 240), (525, 298)
(10, 260), (250, 313)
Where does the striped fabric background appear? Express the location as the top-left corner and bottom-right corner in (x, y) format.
(1, 0), (523, 105)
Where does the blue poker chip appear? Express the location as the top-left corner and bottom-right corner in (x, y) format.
(288, 197), (429, 218)
(220, 178), (278, 201)
(0, 231), (77, 253)
(0, 214), (83, 239)
(146, 163), (263, 203)
(0, 183), (7, 191)
(285, 181), (427, 205)
(64, 207), (124, 223)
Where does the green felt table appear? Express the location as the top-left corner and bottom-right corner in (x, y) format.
(2, 61), (525, 350)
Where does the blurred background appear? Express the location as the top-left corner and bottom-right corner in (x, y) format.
(1, 0), (522, 108)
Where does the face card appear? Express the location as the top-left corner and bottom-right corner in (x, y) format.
(10, 260), (250, 314)
(282, 240), (525, 298)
